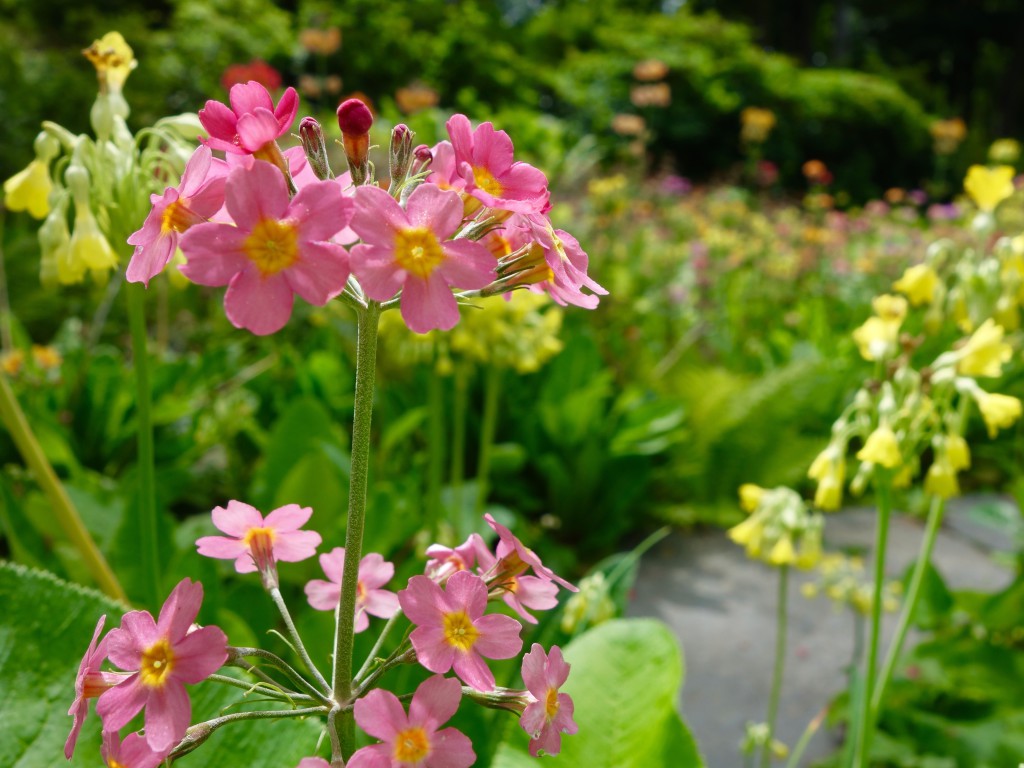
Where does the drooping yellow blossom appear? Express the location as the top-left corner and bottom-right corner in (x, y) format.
(893, 264), (940, 307)
(0, 349), (25, 377)
(31, 345), (62, 370)
(924, 459), (959, 499)
(945, 434), (970, 471)
(3, 132), (59, 219)
(971, 389), (1023, 438)
(852, 316), (900, 362)
(964, 164), (1016, 213)
(956, 319), (1012, 378)
(449, 292), (563, 373)
(66, 212), (118, 283)
(872, 294), (908, 323)
(727, 514), (763, 554)
(989, 138), (1021, 165)
(38, 198), (71, 287)
(768, 536), (796, 566)
(856, 424), (902, 468)
(82, 32), (137, 93)
(803, 553), (902, 615)
(738, 483), (766, 513)
(808, 444), (845, 511)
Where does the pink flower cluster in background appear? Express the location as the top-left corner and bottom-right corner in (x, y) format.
(125, 81), (605, 336)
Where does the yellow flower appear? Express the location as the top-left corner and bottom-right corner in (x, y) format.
(738, 483), (766, 513)
(1, 349), (25, 377)
(740, 107), (776, 144)
(924, 460), (959, 499)
(871, 294), (908, 323)
(808, 445), (845, 511)
(971, 389), (1023, 438)
(66, 213), (118, 283)
(31, 345), (62, 370)
(893, 264), (939, 307)
(852, 316), (900, 361)
(964, 164), (1015, 213)
(727, 515), (763, 553)
(989, 138), (1021, 165)
(82, 32), (137, 93)
(856, 424), (902, 468)
(945, 434), (970, 471)
(796, 531), (822, 570)
(3, 160), (52, 219)
(768, 536), (797, 566)
(956, 319), (1012, 378)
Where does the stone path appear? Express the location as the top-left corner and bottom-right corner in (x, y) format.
(627, 498), (1016, 768)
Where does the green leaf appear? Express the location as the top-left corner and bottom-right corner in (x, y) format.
(0, 561), (323, 767)
(492, 618), (704, 767)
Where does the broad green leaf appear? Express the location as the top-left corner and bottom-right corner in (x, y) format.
(492, 618), (704, 767)
(0, 561), (323, 767)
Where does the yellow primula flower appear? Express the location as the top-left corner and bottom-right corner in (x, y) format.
(31, 345), (62, 370)
(808, 445), (845, 511)
(956, 319), (1012, 378)
(852, 316), (900, 361)
(740, 107), (776, 144)
(871, 294), (908, 323)
(893, 264), (939, 307)
(924, 459), (959, 499)
(768, 536), (797, 566)
(971, 389), (1022, 438)
(964, 164), (1015, 213)
(3, 160), (52, 219)
(1, 349), (25, 377)
(738, 483), (766, 513)
(66, 212), (118, 283)
(989, 138), (1021, 165)
(727, 515), (764, 553)
(856, 424), (902, 469)
(945, 434), (970, 471)
(82, 32), (137, 93)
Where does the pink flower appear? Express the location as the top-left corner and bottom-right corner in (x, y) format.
(199, 80), (299, 155)
(483, 513), (577, 592)
(446, 114), (550, 214)
(519, 644), (578, 757)
(296, 759), (331, 768)
(399, 570), (522, 692)
(101, 730), (170, 768)
(348, 675), (475, 768)
(474, 541), (558, 624)
(515, 216), (607, 309)
(96, 579), (228, 752)
(348, 183), (496, 333)
(178, 159), (352, 335)
(304, 547), (400, 632)
(424, 533), (483, 582)
(195, 500), (321, 587)
(126, 146), (228, 286)
(66, 615), (131, 759)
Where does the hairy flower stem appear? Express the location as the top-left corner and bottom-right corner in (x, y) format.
(269, 586), (331, 694)
(126, 281), (160, 607)
(761, 564), (789, 768)
(333, 301), (381, 759)
(851, 476), (893, 768)
(871, 494), (946, 716)
(474, 365), (502, 517)
(0, 371), (126, 602)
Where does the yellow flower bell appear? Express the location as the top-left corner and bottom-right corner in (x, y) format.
(82, 32), (137, 94)
(3, 132), (59, 219)
(964, 164), (1015, 213)
(924, 459), (959, 499)
(856, 424), (902, 469)
(892, 264), (939, 307)
(956, 319), (1012, 378)
(852, 316), (900, 362)
(768, 536), (797, 566)
(871, 294), (908, 323)
(971, 389), (1022, 438)
(945, 434), (970, 471)
(738, 483), (766, 513)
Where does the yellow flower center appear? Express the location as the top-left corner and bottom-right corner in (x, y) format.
(161, 199), (204, 235)
(107, 759), (126, 768)
(442, 610), (480, 652)
(544, 687), (560, 719)
(394, 227), (445, 279)
(472, 166), (504, 197)
(393, 726), (431, 762)
(243, 218), (299, 276)
(140, 638), (175, 688)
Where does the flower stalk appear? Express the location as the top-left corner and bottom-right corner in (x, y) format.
(332, 300), (382, 758)
(761, 563), (789, 768)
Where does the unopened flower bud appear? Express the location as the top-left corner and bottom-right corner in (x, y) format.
(337, 98), (373, 185)
(389, 124), (414, 187)
(299, 117), (332, 180)
(414, 144), (433, 164)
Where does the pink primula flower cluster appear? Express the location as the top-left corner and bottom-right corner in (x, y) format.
(125, 81), (604, 336)
(65, 579), (228, 763)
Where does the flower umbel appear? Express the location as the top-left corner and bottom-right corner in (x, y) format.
(519, 644), (578, 756)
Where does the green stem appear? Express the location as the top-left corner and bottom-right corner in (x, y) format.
(426, 362), (445, 538)
(0, 372), (126, 602)
(784, 705), (828, 768)
(761, 564), (789, 768)
(332, 301), (381, 759)
(355, 612), (402, 684)
(205, 673), (315, 704)
(126, 282), (160, 607)
(269, 586), (331, 694)
(474, 365), (502, 517)
(871, 494), (945, 715)
(450, 367), (468, 520)
(852, 476), (893, 768)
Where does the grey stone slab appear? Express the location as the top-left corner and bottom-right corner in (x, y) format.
(627, 503), (1015, 768)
